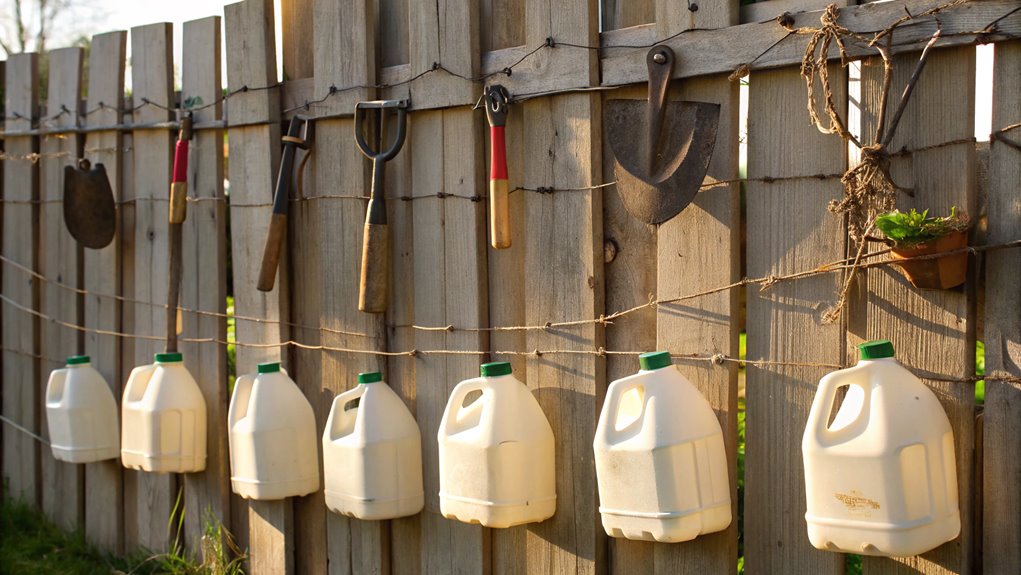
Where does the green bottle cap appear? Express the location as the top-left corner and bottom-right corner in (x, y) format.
(358, 372), (382, 384)
(257, 362), (280, 374)
(66, 355), (90, 365)
(858, 339), (895, 360)
(480, 362), (512, 377)
(639, 351), (672, 371)
(155, 352), (183, 363)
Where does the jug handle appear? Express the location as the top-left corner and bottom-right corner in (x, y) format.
(122, 363), (157, 403)
(46, 368), (68, 406)
(600, 380), (645, 437)
(442, 378), (487, 436)
(228, 373), (257, 425)
(325, 385), (367, 441)
(807, 368), (868, 444)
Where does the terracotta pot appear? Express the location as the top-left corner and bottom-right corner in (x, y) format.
(889, 229), (968, 290)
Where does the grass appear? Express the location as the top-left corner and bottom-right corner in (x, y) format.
(0, 483), (245, 575)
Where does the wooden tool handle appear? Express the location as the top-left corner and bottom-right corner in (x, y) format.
(489, 125), (511, 249)
(257, 213), (287, 292)
(490, 179), (511, 249)
(358, 222), (390, 313)
(166, 223), (183, 353)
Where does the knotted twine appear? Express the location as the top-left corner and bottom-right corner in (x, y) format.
(774, 3), (952, 322)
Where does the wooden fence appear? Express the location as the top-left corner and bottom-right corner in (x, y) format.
(1, 0), (1019, 573)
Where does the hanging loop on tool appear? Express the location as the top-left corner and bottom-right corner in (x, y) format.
(484, 85), (510, 127)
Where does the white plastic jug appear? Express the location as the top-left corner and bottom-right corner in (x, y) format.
(45, 355), (120, 463)
(323, 371), (423, 520)
(438, 362), (556, 528)
(229, 362), (319, 500)
(594, 351), (731, 542)
(802, 339), (960, 557)
(121, 353), (207, 473)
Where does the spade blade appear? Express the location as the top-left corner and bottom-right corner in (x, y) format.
(605, 99), (720, 225)
(64, 161), (116, 249)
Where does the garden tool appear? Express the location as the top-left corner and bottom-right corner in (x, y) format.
(166, 115), (192, 353)
(354, 99), (408, 314)
(604, 46), (720, 225)
(485, 85), (511, 249)
(63, 158), (116, 249)
(257, 116), (312, 292)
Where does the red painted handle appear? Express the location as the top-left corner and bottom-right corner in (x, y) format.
(172, 140), (189, 184)
(490, 126), (507, 182)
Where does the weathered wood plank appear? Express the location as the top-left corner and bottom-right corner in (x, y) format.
(83, 30), (126, 553)
(600, 84), (657, 575)
(411, 108), (490, 575)
(521, 92), (605, 575)
(379, 0), (409, 67)
(224, 0), (290, 571)
(602, 0), (653, 31)
(129, 22), (176, 552)
(744, 64), (846, 574)
(739, 0), (851, 24)
(308, 0), (388, 571)
(860, 46), (976, 575)
(311, 0), (374, 115)
(1, 53), (39, 506)
(982, 39), (1021, 575)
(481, 0), (525, 52)
(314, 117), (389, 575)
(181, 15), (229, 554)
(399, 0), (478, 109)
(39, 46), (84, 533)
(489, 83), (530, 575)
(385, 130), (419, 575)
(282, 0), (315, 80)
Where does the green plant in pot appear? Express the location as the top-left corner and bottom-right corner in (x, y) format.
(873, 208), (970, 290)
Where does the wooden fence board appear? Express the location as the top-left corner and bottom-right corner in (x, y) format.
(39, 46), (84, 533)
(1, 53), (38, 505)
(127, 22), (177, 552)
(982, 39), (1021, 575)
(480, 0), (525, 52)
(601, 85), (658, 575)
(224, 0), (289, 571)
(521, 92), (605, 575)
(654, 72), (740, 574)
(404, 0), (478, 109)
(744, 64), (846, 575)
(83, 30), (126, 553)
(314, 117), (390, 575)
(309, 0), (387, 571)
(385, 137), (419, 575)
(860, 46), (977, 575)
(489, 86), (530, 575)
(282, 0), (315, 80)
(410, 109), (490, 575)
(180, 15), (229, 554)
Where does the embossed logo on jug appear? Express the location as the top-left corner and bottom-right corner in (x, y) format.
(835, 490), (881, 517)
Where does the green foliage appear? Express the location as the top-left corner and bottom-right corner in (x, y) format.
(873, 208), (968, 247)
(1, 481), (245, 574)
(976, 340), (985, 405)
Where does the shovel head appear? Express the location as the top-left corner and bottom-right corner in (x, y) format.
(64, 161), (116, 249)
(605, 99), (720, 225)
